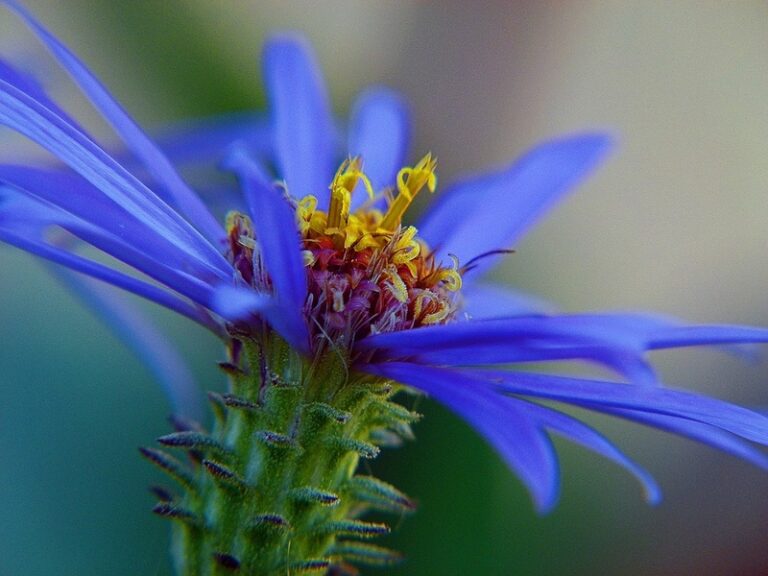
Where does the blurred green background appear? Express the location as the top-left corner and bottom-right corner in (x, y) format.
(2, 1), (768, 575)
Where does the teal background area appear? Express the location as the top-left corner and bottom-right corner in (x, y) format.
(2, 2), (768, 575)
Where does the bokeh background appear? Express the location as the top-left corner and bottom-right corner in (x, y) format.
(2, 2), (768, 575)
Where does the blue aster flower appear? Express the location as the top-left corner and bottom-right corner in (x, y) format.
(3, 2), (768, 572)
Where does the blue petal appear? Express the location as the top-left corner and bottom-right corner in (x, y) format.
(362, 361), (560, 513)
(154, 113), (270, 166)
(648, 324), (768, 350)
(0, 165), (225, 285)
(357, 312), (673, 357)
(366, 319), (768, 385)
(603, 407), (768, 471)
(263, 34), (336, 205)
(408, 343), (659, 386)
(0, 187), (219, 309)
(0, 58), (76, 125)
(224, 147), (310, 354)
(348, 87), (410, 208)
(367, 362), (768, 479)
(460, 282), (557, 319)
(52, 269), (205, 421)
(210, 284), (306, 354)
(519, 399), (661, 504)
(210, 284), (272, 320)
(418, 133), (613, 278)
(360, 313), (760, 384)
(2, 0), (225, 243)
(224, 147), (308, 308)
(0, 223), (219, 331)
(0, 79), (230, 275)
(470, 368), (768, 445)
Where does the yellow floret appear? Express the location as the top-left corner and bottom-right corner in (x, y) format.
(380, 153), (437, 231)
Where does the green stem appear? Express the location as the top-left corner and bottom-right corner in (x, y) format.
(143, 333), (417, 575)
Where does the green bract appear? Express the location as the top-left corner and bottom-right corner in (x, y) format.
(144, 336), (415, 574)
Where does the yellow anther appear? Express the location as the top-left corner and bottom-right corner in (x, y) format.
(309, 211), (327, 235)
(335, 157), (374, 199)
(381, 153), (437, 231)
(390, 226), (420, 276)
(423, 303), (451, 325)
(226, 211), (253, 236)
(352, 233), (381, 252)
(327, 184), (351, 230)
(412, 291), (431, 319)
(298, 195), (317, 213)
(401, 153), (438, 197)
(432, 255), (463, 291)
(342, 225), (361, 250)
(384, 266), (409, 303)
(392, 226), (421, 263)
(296, 196), (318, 234)
(328, 157), (374, 231)
(412, 292), (450, 324)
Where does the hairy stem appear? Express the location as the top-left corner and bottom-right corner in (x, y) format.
(143, 333), (416, 575)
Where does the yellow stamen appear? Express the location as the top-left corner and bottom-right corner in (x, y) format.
(296, 196), (317, 235)
(384, 265), (409, 303)
(380, 153), (437, 231)
(352, 232), (381, 251)
(226, 211), (253, 237)
(423, 303), (451, 325)
(392, 226), (421, 276)
(288, 154), (460, 338)
(431, 254), (462, 291)
(413, 292), (452, 325)
(327, 185), (350, 230)
(298, 195), (317, 212)
(328, 157), (373, 230)
(412, 292), (430, 319)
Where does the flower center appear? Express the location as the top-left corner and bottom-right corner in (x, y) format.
(299, 154), (461, 348)
(227, 155), (462, 351)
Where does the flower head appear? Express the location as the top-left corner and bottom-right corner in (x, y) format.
(2, 1), (768, 524)
(227, 151), (460, 356)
